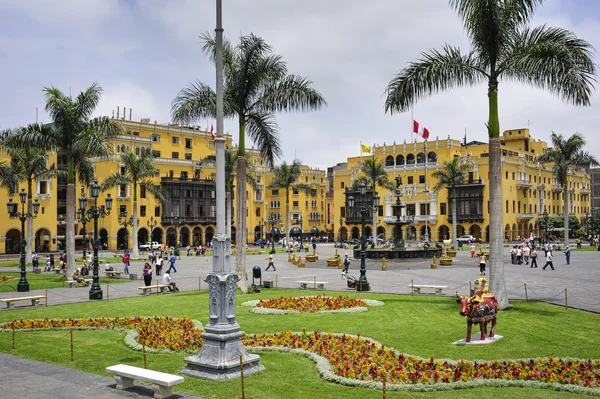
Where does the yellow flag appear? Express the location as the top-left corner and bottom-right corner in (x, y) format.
(361, 143), (371, 154)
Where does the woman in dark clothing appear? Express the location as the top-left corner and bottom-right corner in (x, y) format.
(143, 262), (153, 286)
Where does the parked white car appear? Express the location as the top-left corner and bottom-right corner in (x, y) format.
(139, 241), (160, 250)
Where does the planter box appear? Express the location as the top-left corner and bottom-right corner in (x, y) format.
(447, 250), (457, 258)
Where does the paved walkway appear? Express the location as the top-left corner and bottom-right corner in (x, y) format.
(0, 352), (203, 399)
(1, 243), (599, 312)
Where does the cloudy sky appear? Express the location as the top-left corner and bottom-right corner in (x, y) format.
(1, 0), (599, 170)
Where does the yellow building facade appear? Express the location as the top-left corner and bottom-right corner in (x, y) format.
(0, 119), (329, 254)
(331, 128), (592, 243)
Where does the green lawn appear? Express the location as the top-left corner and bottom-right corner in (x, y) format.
(0, 289), (598, 398)
(0, 272), (130, 292)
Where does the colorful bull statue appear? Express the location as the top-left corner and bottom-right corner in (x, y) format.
(456, 278), (499, 342)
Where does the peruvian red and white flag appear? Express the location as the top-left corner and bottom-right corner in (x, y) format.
(210, 124), (215, 139)
(413, 120), (430, 140)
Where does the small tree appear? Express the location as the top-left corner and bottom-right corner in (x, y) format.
(431, 157), (469, 249)
(355, 158), (391, 246)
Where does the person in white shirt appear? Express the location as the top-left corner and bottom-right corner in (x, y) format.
(162, 271), (178, 292)
(543, 250), (555, 270)
(104, 261), (113, 271)
(523, 246), (530, 265)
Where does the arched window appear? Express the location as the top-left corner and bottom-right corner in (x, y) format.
(427, 151), (437, 163)
(406, 154), (415, 165)
(417, 152), (426, 164)
(135, 146), (140, 155)
(396, 154), (404, 165)
(120, 144), (126, 152)
(385, 156), (394, 166)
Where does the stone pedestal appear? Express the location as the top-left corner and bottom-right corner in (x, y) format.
(181, 234), (264, 380)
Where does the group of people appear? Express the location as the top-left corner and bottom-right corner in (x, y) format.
(145, 249), (178, 291)
(185, 245), (209, 256)
(508, 240), (573, 271)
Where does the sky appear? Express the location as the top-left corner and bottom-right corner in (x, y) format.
(1, 0), (599, 170)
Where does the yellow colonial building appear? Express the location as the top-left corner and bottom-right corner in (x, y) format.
(330, 128), (592, 243)
(0, 118), (329, 254)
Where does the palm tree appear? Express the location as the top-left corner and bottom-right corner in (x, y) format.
(172, 33), (326, 285)
(355, 157), (391, 245)
(13, 84), (122, 275)
(197, 147), (257, 239)
(431, 157), (469, 249)
(2, 124), (61, 264)
(384, 0), (595, 309)
(536, 132), (599, 246)
(100, 149), (164, 259)
(267, 161), (314, 252)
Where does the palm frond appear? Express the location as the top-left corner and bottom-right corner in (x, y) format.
(259, 74), (327, 113)
(43, 86), (76, 142)
(246, 111), (281, 168)
(75, 83), (102, 121)
(385, 45), (487, 113)
(139, 179), (165, 203)
(171, 82), (218, 124)
(73, 155), (96, 185)
(100, 173), (129, 191)
(431, 157), (469, 192)
(502, 25), (596, 106)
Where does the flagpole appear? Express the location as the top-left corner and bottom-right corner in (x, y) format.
(411, 106), (414, 143)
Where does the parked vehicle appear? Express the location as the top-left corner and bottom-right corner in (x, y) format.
(139, 241), (160, 250)
(457, 235), (475, 244)
(252, 239), (267, 246)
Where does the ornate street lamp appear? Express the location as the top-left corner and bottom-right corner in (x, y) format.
(268, 214), (277, 254)
(76, 187), (89, 263)
(347, 181), (380, 292)
(80, 181), (112, 300)
(258, 218), (265, 242)
(118, 210), (137, 251)
(543, 207), (549, 244)
(298, 214), (303, 248)
(147, 216), (158, 244)
(7, 189), (40, 292)
(339, 216), (344, 243)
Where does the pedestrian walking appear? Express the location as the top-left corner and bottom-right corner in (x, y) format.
(523, 245), (530, 265)
(31, 252), (39, 271)
(543, 250), (555, 270)
(143, 262), (153, 286)
(530, 248), (538, 268)
(565, 245), (571, 265)
(343, 253), (350, 273)
(123, 251), (130, 274)
(265, 254), (276, 271)
(155, 256), (163, 275)
(469, 244), (476, 258)
(167, 252), (177, 273)
(479, 252), (486, 275)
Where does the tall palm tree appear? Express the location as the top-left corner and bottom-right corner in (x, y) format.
(268, 161), (314, 252)
(14, 84), (122, 275)
(384, 0), (595, 309)
(197, 147), (257, 239)
(536, 132), (598, 246)
(431, 157), (469, 249)
(2, 124), (61, 264)
(355, 157), (391, 245)
(172, 33), (326, 285)
(100, 149), (164, 259)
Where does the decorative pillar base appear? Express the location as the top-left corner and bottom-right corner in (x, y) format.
(89, 288), (103, 300)
(17, 282), (30, 292)
(357, 279), (370, 292)
(181, 234), (263, 380)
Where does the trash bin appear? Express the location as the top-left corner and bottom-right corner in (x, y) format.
(129, 273), (138, 280)
(252, 265), (262, 287)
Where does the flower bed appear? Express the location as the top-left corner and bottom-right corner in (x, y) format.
(241, 295), (384, 314)
(3, 318), (600, 394)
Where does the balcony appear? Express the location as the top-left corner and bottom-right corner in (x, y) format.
(447, 214), (485, 223)
(517, 213), (534, 221)
(581, 188), (591, 194)
(383, 215), (415, 224)
(516, 179), (533, 189)
(413, 215), (438, 224)
(161, 216), (216, 226)
(551, 184), (564, 192)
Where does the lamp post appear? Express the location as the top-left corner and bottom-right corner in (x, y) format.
(339, 216), (344, 243)
(543, 207), (549, 244)
(298, 214), (303, 248)
(118, 210), (136, 251)
(258, 218), (265, 242)
(147, 216), (158, 245)
(347, 182), (380, 292)
(7, 189), (40, 292)
(76, 187), (89, 263)
(268, 214), (277, 254)
(80, 182), (112, 300)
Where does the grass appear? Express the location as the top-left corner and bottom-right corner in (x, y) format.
(0, 289), (598, 398)
(0, 272), (130, 292)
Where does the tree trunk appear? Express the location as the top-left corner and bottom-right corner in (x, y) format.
(451, 189), (458, 249)
(563, 187), (569, 247)
(131, 197), (140, 260)
(235, 156), (247, 293)
(66, 183), (76, 276)
(285, 189), (290, 252)
(372, 191), (378, 247)
(26, 178), (33, 265)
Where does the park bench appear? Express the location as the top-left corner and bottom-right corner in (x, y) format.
(105, 271), (123, 278)
(408, 284), (448, 295)
(0, 294), (46, 309)
(297, 280), (328, 290)
(138, 284), (169, 294)
(64, 279), (92, 288)
(105, 364), (184, 399)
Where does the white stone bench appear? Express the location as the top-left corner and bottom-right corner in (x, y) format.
(409, 284), (448, 295)
(138, 284), (169, 294)
(297, 281), (328, 289)
(105, 271), (123, 278)
(0, 295), (46, 309)
(65, 279), (92, 288)
(105, 364), (184, 399)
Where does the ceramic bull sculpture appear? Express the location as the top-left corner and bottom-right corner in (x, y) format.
(456, 285), (499, 342)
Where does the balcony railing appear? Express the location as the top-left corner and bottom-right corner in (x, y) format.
(551, 184), (564, 192)
(517, 213), (534, 220)
(447, 214), (485, 222)
(516, 179), (533, 189)
(581, 188), (591, 194)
